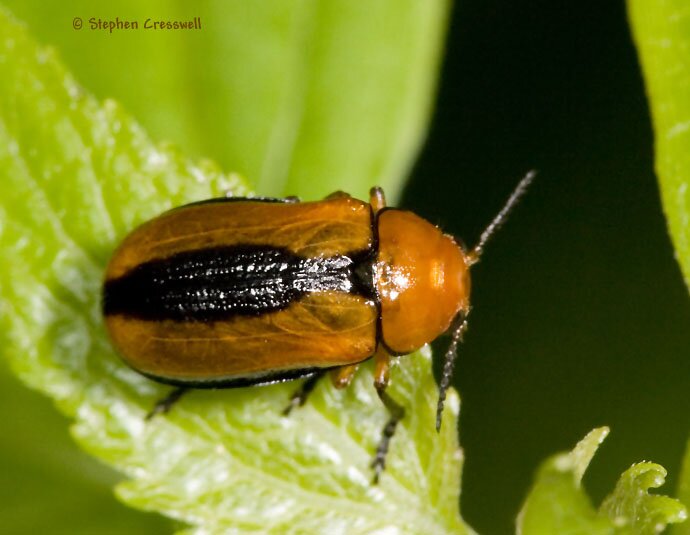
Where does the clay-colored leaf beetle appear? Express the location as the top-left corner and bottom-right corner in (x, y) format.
(102, 171), (535, 481)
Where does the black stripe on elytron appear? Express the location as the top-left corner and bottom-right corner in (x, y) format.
(370, 204), (383, 346)
(103, 245), (376, 322)
(139, 365), (330, 389)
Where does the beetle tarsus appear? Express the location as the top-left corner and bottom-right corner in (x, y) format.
(146, 387), (188, 420)
(282, 372), (324, 416)
(371, 388), (405, 484)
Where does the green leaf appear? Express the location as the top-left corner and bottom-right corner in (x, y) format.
(628, 0), (690, 291)
(0, 5), (469, 533)
(673, 443), (690, 535)
(251, 0), (450, 202)
(600, 462), (687, 534)
(113, 349), (468, 534)
(518, 428), (686, 534)
(4, 0), (450, 203)
(517, 427), (613, 534)
(627, 9), (690, 529)
(0, 365), (170, 534)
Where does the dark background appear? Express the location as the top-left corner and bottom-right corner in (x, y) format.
(403, 1), (690, 533)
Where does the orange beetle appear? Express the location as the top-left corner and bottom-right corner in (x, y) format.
(103, 172), (534, 481)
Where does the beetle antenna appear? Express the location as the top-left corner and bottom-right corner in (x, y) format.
(436, 312), (469, 432)
(467, 170), (536, 265)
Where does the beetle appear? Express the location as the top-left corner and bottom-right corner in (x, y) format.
(102, 171), (535, 482)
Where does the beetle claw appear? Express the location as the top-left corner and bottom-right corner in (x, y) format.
(146, 387), (187, 420)
(370, 456), (384, 485)
(281, 395), (301, 416)
(282, 372), (324, 417)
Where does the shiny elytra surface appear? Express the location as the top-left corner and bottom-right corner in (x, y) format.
(103, 197), (378, 384)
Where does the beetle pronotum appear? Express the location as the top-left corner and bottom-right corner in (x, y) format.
(103, 171), (535, 481)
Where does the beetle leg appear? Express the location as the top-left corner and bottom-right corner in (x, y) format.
(330, 363), (360, 389)
(282, 371), (326, 416)
(371, 347), (405, 484)
(369, 187), (386, 214)
(146, 387), (188, 420)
